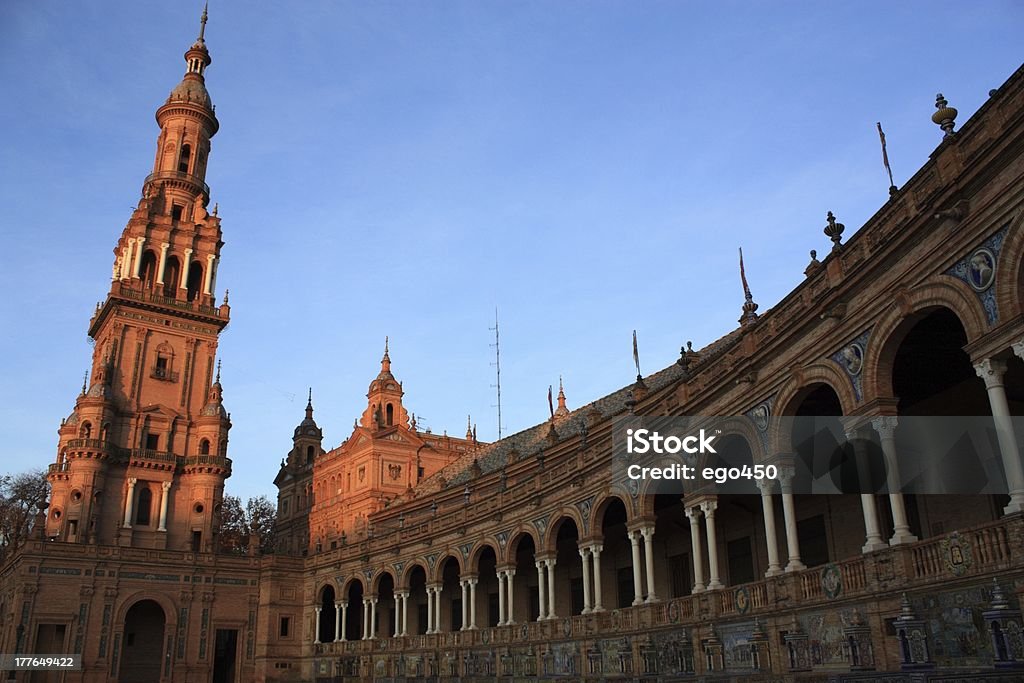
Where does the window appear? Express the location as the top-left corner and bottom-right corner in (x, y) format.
(279, 616), (290, 638)
(386, 403), (394, 426)
(135, 487), (152, 526)
(186, 262), (203, 302)
(145, 434), (160, 451)
(171, 204), (183, 224)
(200, 439), (211, 455)
(178, 144), (191, 173)
(155, 356), (168, 378)
(306, 445), (314, 465)
(191, 530), (202, 552)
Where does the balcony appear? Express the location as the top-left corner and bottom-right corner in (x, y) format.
(127, 448), (181, 471)
(143, 170), (209, 198)
(183, 454), (232, 474)
(116, 284), (221, 318)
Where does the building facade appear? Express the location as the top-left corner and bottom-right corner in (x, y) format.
(3, 10), (1024, 683)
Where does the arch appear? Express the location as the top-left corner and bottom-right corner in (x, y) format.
(139, 250), (158, 290)
(386, 403), (394, 427)
(318, 584), (337, 642)
(119, 599), (166, 681)
(590, 493), (632, 534)
(306, 445), (315, 465)
(339, 576), (365, 598)
(993, 207), (1024, 321)
(186, 261), (204, 302)
(863, 279), (990, 402)
(178, 143), (192, 173)
(505, 528), (539, 565)
(371, 569), (397, 594)
(162, 256), (181, 298)
(200, 439), (211, 455)
(114, 590), (177, 629)
(771, 366), (856, 455)
(400, 561), (430, 590)
(544, 512), (583, 553)
(432, 553), (463, 584)
(468, 540), (500, 573)
(80, 421), (92, 440)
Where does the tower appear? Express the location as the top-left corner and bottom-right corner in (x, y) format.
(273, 391), (322, 554)
(46, 7), (232, 552)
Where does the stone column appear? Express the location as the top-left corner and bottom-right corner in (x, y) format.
(179, 248), (193, 289)
(123, 477), (137, 528)
(505, 568), (516, 625)
(362, 599), (370, 639)
(121, 239), (134, 280)
(628, 530), (644, 605)
(133, 237), (146, 278)
(468, 579), (478, 629)
(579, 546), (592, 613)
(684, 506), (705, 592)
(334, 601), (343, 642)
(701, 500), (724, 590)
(545, 559), (557, 618)
(156, 242), (169, 285)
(340, 601), (348, 641)
(204, 253), (215, 294)
(640, 526), (659, 602)
(591, 545), (604, 612)
(497, 571), (507, 625)
(757, 480), (783, 576)
(425, 587), (435, 634)
(314, 606), (322, 644)
(849, 427), (887, 552)
(778, 470), (805, 571)
(460, 580), (469, 630)
(157, 481), (171, 531)
(399, 592), (408, 636)
(871, 417), (917, 544)
(976, 359), (1024, 514)
(535, 561), (547, 620)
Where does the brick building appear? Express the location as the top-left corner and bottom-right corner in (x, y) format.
(3, 8), (1024, 683)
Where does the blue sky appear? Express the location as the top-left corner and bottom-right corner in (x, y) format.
(1, 1), (1021, 502)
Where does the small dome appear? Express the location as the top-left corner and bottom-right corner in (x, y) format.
(167, 77), (213, 110)
(65, 410), (80, 425)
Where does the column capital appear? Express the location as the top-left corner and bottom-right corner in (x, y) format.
(684, 505), (703, 522)
(589, 543), (604, 555)
(370, 597), (378, 605)
(871, 415), (898, 439)
(315, 606), (323, 613)
(975, 358), (1008, 387)
(755, 478), (776, 495)
(127, 477), (138, 487)
(544, 557), (556, 569)
(578, 545), (591, 558)
(395, 590), (409, 599)
(1012, 339), (1024, 361)
(627, 529), (641, 543)
(699, 499), (718, 515)
(467, 578), (478, 587)
(336, 600), (347, 608)
(639, 525), (655, 538)
(161, 480), (172, 491)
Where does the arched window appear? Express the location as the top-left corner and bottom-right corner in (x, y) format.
(136, 487), (152, 526)
(200, 439), (211, 455)
(306, 445), (314, 465)
(386, 403), (394, 426)
(80, 422), (92, 440)
(178, 144), (191, 173)
(139, 250), (158, 290)
(100, 423), (110, 442)
(186, 262), (203, 302)
(163, 256), (181, 298)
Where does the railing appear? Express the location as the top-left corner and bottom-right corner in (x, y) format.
(143, 170), (210, 197)
(129, 448), (179, 465)
(184, 455), (232, 470)
(47, 462), (69, 475)
(116, 284), (221, 317)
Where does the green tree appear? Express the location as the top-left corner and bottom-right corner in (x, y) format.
(216, 493), (276, 555)
(0, 469), (50, 564)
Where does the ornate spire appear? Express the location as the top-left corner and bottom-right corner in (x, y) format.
(380, 336), (391, 375)
(215, 358), (222, 385)
(554, 376), (570, 419)
(197, 2), (209, 45)
(306, 387), (314, 419)
(739, 247), (759, 325)
(466, 415), (473, 440)
(81, 371), (88, 396)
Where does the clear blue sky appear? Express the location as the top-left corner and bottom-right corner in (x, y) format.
(1, 1), (1021, 501)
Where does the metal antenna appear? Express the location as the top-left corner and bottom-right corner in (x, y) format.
(490, 307), (504, 439)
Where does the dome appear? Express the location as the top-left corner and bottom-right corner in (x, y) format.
(167, 77), (213, 110)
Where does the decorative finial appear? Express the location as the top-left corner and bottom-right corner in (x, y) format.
(824, 211), (845, 251)
(805, 249), (821, 276)
(632, 330), (641, 381)
(990, 578), (1010, 610)
(81, 371), (88, 396)
(554, 376), (569, 419)
(212, 203), (218, 216)
(931, 93), (958, 138)
(305, 387), (314, 419)
(466, 415), (473, 440)
(198, 1), (209, 43)
(410, 413), (417, 431)
(222, 288), (229, 305)
(215, 359), (222, 384)
(739, 247), (759, 325)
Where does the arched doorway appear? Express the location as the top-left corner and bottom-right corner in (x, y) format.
(407, 565), (428, 635)
(438, 556), (461, 632)
(473, 545), (500, 627)
(549, 517), (583, 617)
(510, 533), (539, 622)
(118, 600), (166, 683)
(597, 497), (632, 609)
(319, 585), (336, 643)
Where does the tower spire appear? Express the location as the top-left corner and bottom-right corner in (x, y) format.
(197, 2), (209, 44)
(380, 336), (391, 374)
(554, 376), (570, 419)
(306, 387), (314, 419)
(739, 247), (759, 325)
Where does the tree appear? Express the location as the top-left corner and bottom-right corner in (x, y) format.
(216, 493), (276, 555)
(0, 469), (50, 564)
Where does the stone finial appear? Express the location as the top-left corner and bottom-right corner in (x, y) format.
(931, 93), (958, 137)
(824, 212), (845, 251)
(990, 578), (1010, 611)
(739, 247), (759, 325)
(805, 249), (821, 277)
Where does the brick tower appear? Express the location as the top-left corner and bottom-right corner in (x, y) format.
(45, 6), (232, 553)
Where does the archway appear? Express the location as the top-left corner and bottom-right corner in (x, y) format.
(375, 573), (396, 638)
(118, 600), (165, 682)
(438, 556), (462, 632)
(549, 517), (582, 617)
(318, 585), (336, 642)
(650, 481), (690, 598)
(510, 532), (539, 622)
(162, 256), (181, 298)
(344, 580), (364, 641)
(598, 498), (632, 609)
(186, 261), (203, 302)
(890, 307), (1003, 530)
(473, 545), (500, 627)
(406, 565), (428, 635)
